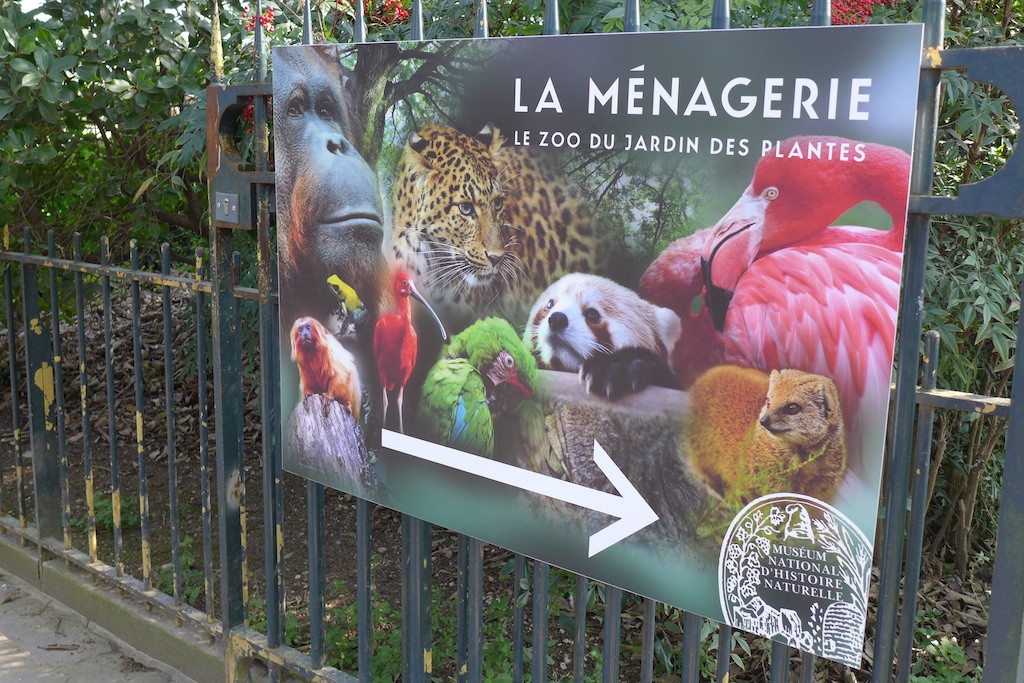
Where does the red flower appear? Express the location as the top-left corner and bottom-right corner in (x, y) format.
(242, 4), (276, 32)
(333, 0), (410, 25)
(831, 0), (875, 24)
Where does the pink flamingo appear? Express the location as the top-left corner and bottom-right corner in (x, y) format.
(640, 136), (911, 478)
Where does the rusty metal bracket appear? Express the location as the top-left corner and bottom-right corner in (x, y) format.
(910, 45), (1024, 218)
(206, 83), (275, 231)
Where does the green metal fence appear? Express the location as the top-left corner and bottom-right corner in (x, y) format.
(2, 0), (1024, 680)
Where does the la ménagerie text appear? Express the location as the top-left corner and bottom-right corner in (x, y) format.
(513, 70), (874, 121)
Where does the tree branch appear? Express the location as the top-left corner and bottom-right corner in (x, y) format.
(152, 208), (203, 236)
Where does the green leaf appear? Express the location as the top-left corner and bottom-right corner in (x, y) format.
(107, 78), (131, 94)
(18, 33), (35, 54)
(23, 144), (57, 164)
(33, 46), (52, 72)
(0, 17), (17, 48)
(40, 81), (61, 104)
(9, 57), (37, 73)
(157, 149), (179, 167)
(36, 98), (57, 124)
(133, 174), (158, 203)
(50, 54), (76, 73)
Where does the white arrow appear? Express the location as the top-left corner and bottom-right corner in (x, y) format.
(381, 430), (659, 556)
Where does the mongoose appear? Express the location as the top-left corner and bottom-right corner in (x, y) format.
(686, 365), (847, 502)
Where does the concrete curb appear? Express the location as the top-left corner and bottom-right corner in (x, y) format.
(0, 532), (223, 683)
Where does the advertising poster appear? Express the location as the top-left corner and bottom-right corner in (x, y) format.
(274, 24), (923, 666)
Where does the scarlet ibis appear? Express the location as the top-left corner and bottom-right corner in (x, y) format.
(640, 135), (911, 479)
(373, 270), (448, 433)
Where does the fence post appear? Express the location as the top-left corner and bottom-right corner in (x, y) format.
(20, 228), (61, 543)
(208, 66), (248, 632)
(871, 0), (945, 676)
(982, 280), (1024, 681)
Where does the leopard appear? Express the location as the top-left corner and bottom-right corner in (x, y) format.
(389, 123), (598, 322)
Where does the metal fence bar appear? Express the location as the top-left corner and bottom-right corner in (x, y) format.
(640, 598), (654, 683)
(715, 624), (731, 681)
(356, 498), (372, 681)
(206, 0), (247, 631)
(895, 332), (940, 681)
(4, 233), (26, 533)
(466, 537), (484, 683)
(0, 251), (212, 293)
(680, 612), (701, 683)
(770, 640), (790, 681)
(872, 0), (945, 676)
(72, 235), (97, 562)
(0, 264), (6, 518)
(45, 232), (71, 550)
(411, 0), (422, 41)
(544, 0), (559, 34)
(402, 515), (433, 681)
(212, 233), (247, 633)
(232, 251), (251, 623)
(915, 387), (1010, 416)
(798, 650), (815, 683)
(130, 241), (153, 590)
(512, 554), (526, 681)
(532, 560), (549, 683)
(354, 0), (366, 41)
(624, 0), (639, 32)
(100, 236), (124, 574)
(289, 2), (336, 676)
(474, 0), (487, 37)
(708, 3), (733, 680)
(457, 534), (468, 681)
(573, 575), (586, 681)
(810, 0), (830, 26)
(711, 0), (728, 30)
(308, 482), (327, 668)
(602, 585), (621, 683)
(350, 0), (373, 673)
(161, 245), (183, 602)
(983, 292), (1024, 681)
(22, 228), (59, 542)
(195, 247), (216, 621)
(256, 14), (284, 650)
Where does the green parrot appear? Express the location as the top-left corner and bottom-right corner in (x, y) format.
(419, 317), (537, 458)
(327, 274), (368, 336)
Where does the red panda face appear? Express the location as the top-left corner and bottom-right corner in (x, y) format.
(525, 274), (684, 374)
(525, 273), (674, 372)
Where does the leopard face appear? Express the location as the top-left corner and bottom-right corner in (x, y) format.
(390, 124), (596, 318)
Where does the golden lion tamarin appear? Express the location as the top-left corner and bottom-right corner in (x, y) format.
(685, 365), (847, 502)
(290, 317), (362, 421)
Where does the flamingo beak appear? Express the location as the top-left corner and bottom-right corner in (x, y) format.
(408, 281), (448, 342)
(701, 191), (767, 331)
(700, 255), (734, 333)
